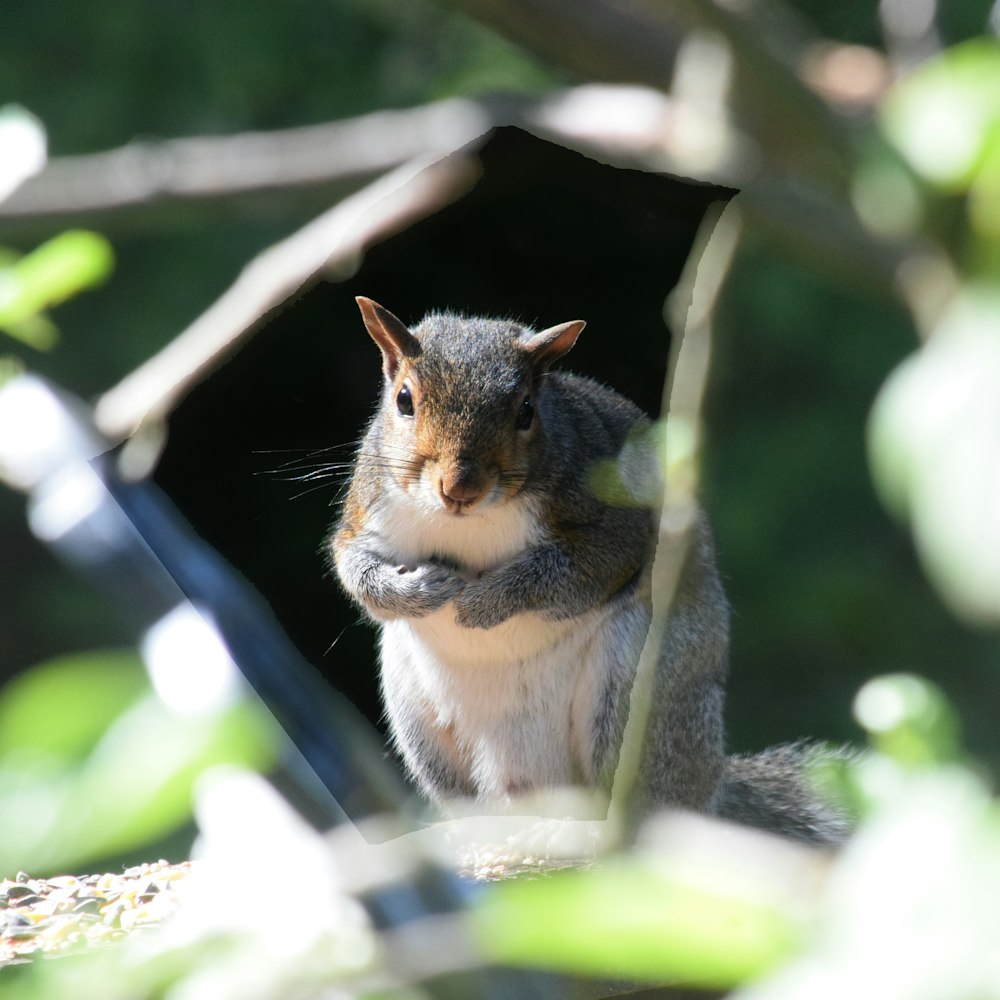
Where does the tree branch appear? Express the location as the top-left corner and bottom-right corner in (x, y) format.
(0, 100), (492, 221)
(0, 89), (694, 230)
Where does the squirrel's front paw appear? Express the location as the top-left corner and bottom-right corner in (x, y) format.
(454, 583), (511, 630)
(392, 561), (465, 617)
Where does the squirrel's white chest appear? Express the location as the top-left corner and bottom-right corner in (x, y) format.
(372, 486), (615, 799)
(371, 486), (539, 573)
(375, 487), (569, 672)
(380, 598), (647, 801)
(367, 484), (653, 801)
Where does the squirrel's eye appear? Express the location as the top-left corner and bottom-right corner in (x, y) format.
(516, 397), (534, 431)
(396, 384), (414, 417)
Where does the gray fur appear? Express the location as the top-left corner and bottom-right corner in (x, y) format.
(337, 546), (465, 619)
(714, 743), (855, 846)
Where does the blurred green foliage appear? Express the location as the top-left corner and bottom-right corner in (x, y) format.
(0, 230), (114, 349)
(0, 0), (565, 394)
(790, 0), (992, 48)
(0, 650), (278, 876)
(706, 37), (1000, 767)
(853, 673), (961, 767)
(735, 674), (1000, 1000)
(478, 851), (802, 987)
(2, 3), (1000, 997)
(475, 674), (994, 996)
(867, 40), (1000, 632)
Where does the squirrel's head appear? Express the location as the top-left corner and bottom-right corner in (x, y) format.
(356, 296), (584, 516)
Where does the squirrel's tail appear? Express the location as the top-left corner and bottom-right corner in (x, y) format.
(713, 741), (856, 847)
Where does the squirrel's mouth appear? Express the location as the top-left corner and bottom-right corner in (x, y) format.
(439, 494), (480, 516)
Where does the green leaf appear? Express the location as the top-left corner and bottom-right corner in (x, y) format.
(0, 650), (148, 759)
(868, 284), (1000, 624)
(0, 230), (115, 346)
(0, 353), (25, 389)
(0, 650), (280, 874)
(854, 674), (961, 766)
(476, 858), (801, 987)
(882, 38), (1000, 192)
(55, 695), (279, 865)
(588, 420), (667, 507)
(0, 312), (60, 351)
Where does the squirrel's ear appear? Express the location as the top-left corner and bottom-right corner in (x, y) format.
(356, 296), (420, 379)
(521, 320), (586, 370)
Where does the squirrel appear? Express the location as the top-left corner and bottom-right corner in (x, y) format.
(330, 297), (850, 846)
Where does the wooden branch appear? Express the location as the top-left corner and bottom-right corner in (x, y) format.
(0, 100), (491, 221)
(0, 89), (691, 228)
(0, 46), (880, 233)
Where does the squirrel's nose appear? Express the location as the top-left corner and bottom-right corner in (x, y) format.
(440, 479), (483, 507)
(438, 468), (485, 510)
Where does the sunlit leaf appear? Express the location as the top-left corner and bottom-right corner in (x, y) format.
(882, 38), (1000, 192)
(0, 650), (148, 759)
(477, 858), (800, 987)
(56, 696), (279, 866)
(0, 651), (280, 874)
(588, 420), (667, 507)
(0, 354), (25, 389)
(854, 674), (960, 766)
(0, 312), (60, 351)
(0, 231), (115, 346)
(738, 768), (1000, 1000)
(850, 149), (923, 240)
(868, 284), (1000, 624)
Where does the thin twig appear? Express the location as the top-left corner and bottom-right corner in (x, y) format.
(608, 200), (743, 836)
